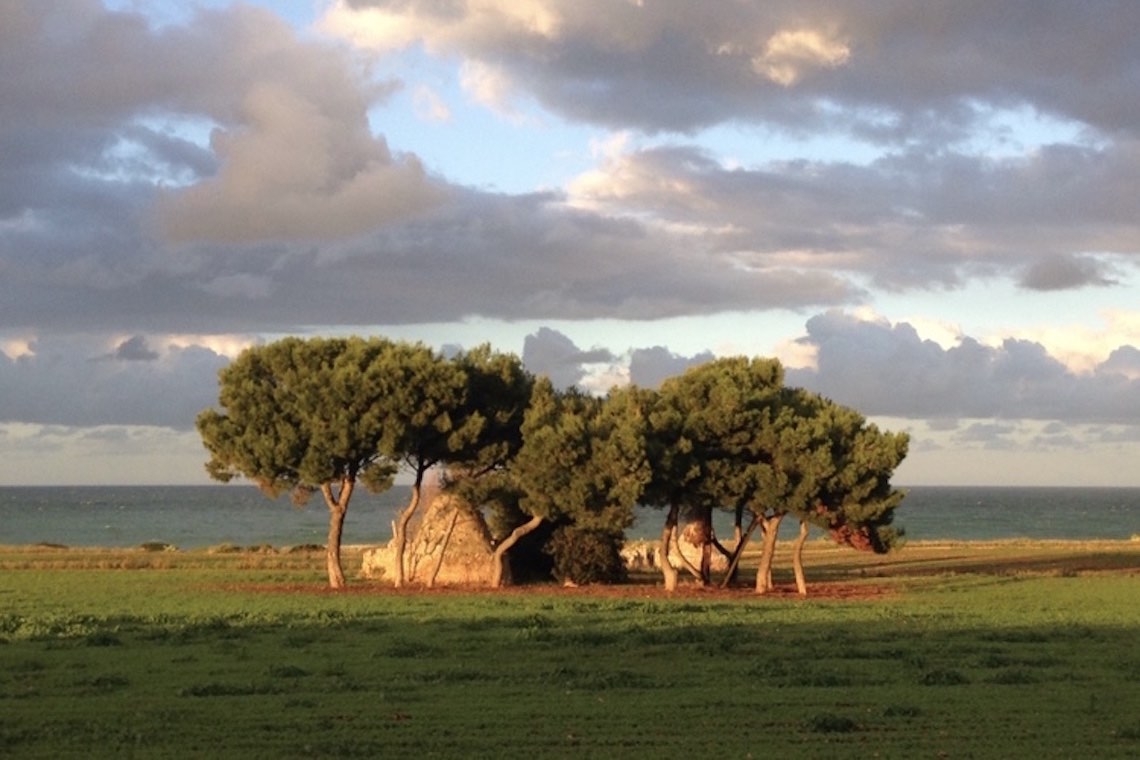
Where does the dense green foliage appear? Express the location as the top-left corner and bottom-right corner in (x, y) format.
(197, 335), (908, 590)
(643, 357), (786, 585)
(1, 546), (1138, 758)
(544, 525), (627, 585)
(378, 344), (530, 587)
(196, 337), (403, 588)
(640, 357), (908, 591)
(513, 380), (649, 532)
(197, 338), (535, 588)
(477, 380), (650, 585)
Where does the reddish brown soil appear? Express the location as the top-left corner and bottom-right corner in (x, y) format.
(212, 578), (895, 601)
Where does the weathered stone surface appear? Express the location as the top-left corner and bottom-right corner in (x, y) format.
(617, 522), (728, 573)
(672, 520), (730, 574)
(620, 520), (729, 574)
(620, 539), (660, 570)
(361, 488), (502, 586)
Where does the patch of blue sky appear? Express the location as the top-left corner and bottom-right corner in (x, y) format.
(69, 114), (217, 187)
(873, 275), (1140, 348)
(959, 102), (1100, 158)
(293, 308), (813, 368)
(102, 0), (320, 29)
(689, 121), (886, 169)
(370, 65), (607, 194)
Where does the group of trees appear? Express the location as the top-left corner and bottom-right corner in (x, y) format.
(196, 337), (907, 592)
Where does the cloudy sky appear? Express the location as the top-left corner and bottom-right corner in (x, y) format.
(2, 0), (1138, 486)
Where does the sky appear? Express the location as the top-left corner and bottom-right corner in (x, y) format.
(1, 0), (1139, 487)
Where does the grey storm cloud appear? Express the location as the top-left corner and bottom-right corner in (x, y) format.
(343, 0), (1140, 139)
(1020, 255), (1119, 292)
(0, 335), (229, 429)
(0, 1), (871, 335)
(572, 143), (1140, 292)
(3, 0), (1139, 341)
(1098, 346), (1140, 379)
(111, 335), (160, 361)
(628, 345), (715, 390)
(521, 327), (614, 389)
(2, 0), (1139, 439)
(785, 310), (1140, 424)
(520, 329), (714, 392)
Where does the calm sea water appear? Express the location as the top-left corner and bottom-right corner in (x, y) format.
(0, 485), (1137, 549)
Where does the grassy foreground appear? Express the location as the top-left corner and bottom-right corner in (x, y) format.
(1, 541), (1138, 758)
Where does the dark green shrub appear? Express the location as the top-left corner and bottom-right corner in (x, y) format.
(544, 526), (627, 585)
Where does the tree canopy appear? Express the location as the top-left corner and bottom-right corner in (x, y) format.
(197, 335), (908, 594)
(642, 357), (785, 588)
(196, 337), (400, 589)
(389, 344), (534, 586)
(482, 378), (651, 587)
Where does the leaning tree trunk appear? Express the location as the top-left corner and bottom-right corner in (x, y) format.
(660, 504), (681, 592)
(489, 514), (544, 588)
(723, 503), (746, 586)
(720, 512), (761, 589)
(791, 519), (811, 596)
(755, 513), (784, 594)
(673, 515), (704, 582)
(320, 479), (354, 590)
(426, 508), (461, 589)
(392, 467), (427, 588)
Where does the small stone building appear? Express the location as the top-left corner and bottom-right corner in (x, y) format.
(361, 488), (503, 586)
(619, 520), (729, 575)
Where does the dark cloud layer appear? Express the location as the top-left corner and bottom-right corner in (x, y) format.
(523, 318), (1140, 429)
(0, 1), (1138, 484)
(628, 345), (714, 390)
(4, 0), (1138, 341)
(784, 311), (1140, 424)
(0, 335), (228, 429)
(521, 327), (614, 390)
(341, 0), (1140, 140)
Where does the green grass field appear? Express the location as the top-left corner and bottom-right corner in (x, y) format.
(1, 541), (1138, 758)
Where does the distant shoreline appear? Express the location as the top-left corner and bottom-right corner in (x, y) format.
(4, 484), (1138, 546)
(3, 536), (1137, 552)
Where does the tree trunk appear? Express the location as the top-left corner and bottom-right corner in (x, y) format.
(755, 513), (784, 594)
(720, 512), (761, 589)
(720, 503), (745, 585)
(320, 479), (354, 590)
(792, 519), (811, 596)
(392, 467), (426, 588)
(489, 514), (544, 588)
(660, 504), (680, 592)
(697, 505), (713, 586)
(672, 510), (704, 582)
(426, 507), (460, 589)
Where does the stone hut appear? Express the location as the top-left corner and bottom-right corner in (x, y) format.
(619, 519), (730, 576)
(361, 488), (503, 586)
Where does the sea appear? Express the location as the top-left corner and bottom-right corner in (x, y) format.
(0, 485), (1137, 549)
